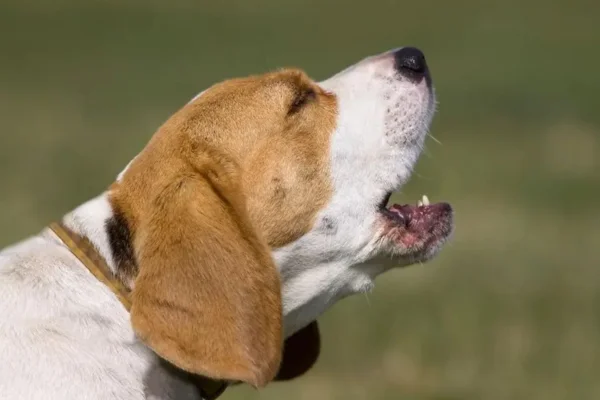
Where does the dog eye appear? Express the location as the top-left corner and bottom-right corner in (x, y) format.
(289, 88), (316, 114)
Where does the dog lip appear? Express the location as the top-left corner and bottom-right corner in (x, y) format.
(380, 201), (453, 251)
(381, 206), (407, 226)
(377, 191), (393, 210)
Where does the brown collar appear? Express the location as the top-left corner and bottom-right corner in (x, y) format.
(49, 221), (228, 400)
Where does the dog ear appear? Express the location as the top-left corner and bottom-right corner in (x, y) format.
(129, 158), (283, 388)
(274, 321), (321, 381)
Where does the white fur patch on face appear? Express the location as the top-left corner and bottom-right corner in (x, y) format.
(116, 157), (137, 182)
(188, 89), (207, 104)
(274, 48), (446, 336)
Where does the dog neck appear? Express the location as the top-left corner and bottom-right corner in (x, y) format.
(57, 189), (382, 339)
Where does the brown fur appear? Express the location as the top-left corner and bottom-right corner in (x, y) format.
(109, 69), (336, 387)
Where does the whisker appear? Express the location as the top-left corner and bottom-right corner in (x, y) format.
(363, 292), (372, 307)
(427, 133), (442, 145)
(413, 172), (433, 181)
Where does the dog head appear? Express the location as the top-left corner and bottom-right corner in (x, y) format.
(109, 47), (453, 387)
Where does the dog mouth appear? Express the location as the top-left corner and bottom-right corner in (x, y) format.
(378, 192), (453, 257)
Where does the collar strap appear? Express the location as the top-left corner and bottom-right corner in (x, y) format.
(48, 221), (228, 400)
(49, 221), (132, 311)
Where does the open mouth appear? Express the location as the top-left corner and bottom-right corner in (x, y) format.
(378, 192), (453, 253)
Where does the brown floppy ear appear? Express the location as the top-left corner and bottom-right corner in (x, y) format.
(274, 321), (321, 381)
(129, 157), (283, 388)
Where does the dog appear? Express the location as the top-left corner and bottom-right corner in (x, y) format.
(0, 46), (453, 399)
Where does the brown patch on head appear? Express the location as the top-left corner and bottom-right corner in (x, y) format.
(185, 69), (337, 247)
(108, 69), (337, 386)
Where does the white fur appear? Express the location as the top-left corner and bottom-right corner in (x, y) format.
(278, 50), (436, 335)
(0, 48), (439, 399)
(116, 157), (137, 182)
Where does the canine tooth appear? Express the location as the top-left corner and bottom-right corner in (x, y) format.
(417, 200), (423, 207)
(422, 195), (430, 206)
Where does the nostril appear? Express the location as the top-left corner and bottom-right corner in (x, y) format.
(394, 47), (427, 74)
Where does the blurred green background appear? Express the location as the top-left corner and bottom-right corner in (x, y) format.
(1, 1), (599, 399)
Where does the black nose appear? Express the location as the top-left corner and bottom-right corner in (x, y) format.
(394, 47), (428, 78)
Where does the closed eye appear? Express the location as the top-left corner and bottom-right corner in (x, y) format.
(289, 87), (316, 114)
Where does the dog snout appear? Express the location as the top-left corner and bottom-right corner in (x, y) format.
(393, 47), (429, 82)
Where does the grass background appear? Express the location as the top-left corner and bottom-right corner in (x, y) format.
(1, 1), (599, 399)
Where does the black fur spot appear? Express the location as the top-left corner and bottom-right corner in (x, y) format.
(321, 216), (337, 234)
(105, 207), (137, 279)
